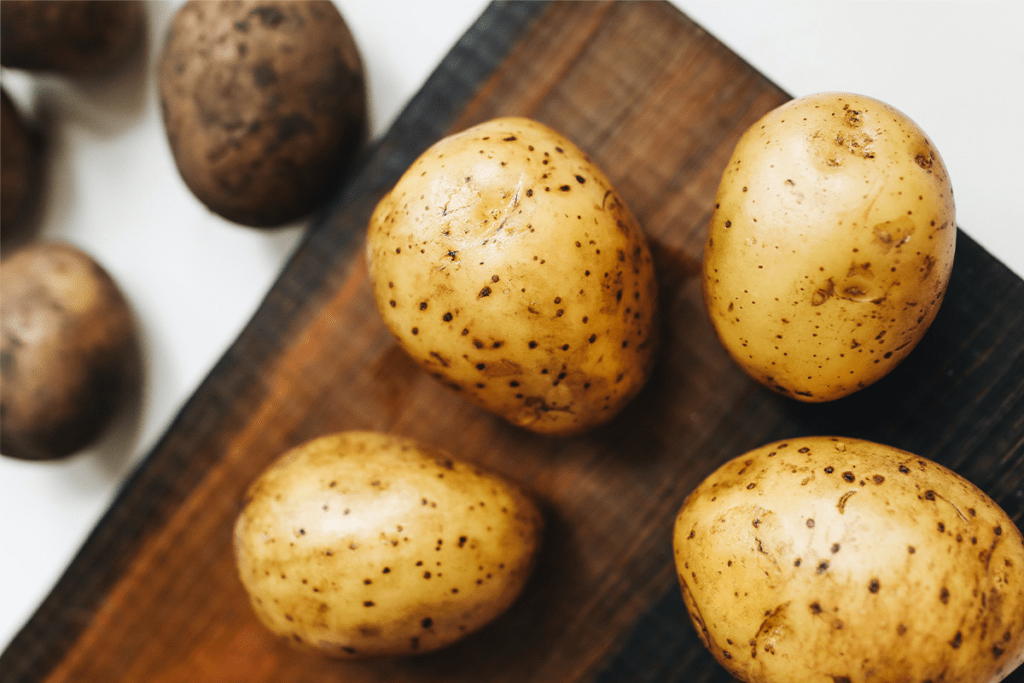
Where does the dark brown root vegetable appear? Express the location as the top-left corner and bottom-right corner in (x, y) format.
(0, 242), (140, 461)
(158, 0), (367, 228)
(0, 89), (38, 237)
(0, 0), (145, 77)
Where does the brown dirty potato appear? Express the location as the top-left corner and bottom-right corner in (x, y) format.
(703, 93), (956, 402)
(366, 117), (659, 436)
(234, 431), (544, 657)
(158, 0), (366, 228)
(673, 436), (1024, 683)
(0, 0), (144, 76)
(1, 89), (38, 236)
(0, 243), (139, 460)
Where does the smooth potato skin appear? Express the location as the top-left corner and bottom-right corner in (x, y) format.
(366, 117), (658, 436)
(234, 431), (543, 658)
(673, 437), (1024, 683)
(0, 243), (139, 460)
(703, 93), (955, 401)
(158, 0), (366, 227)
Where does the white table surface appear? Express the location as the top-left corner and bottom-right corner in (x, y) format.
(1, 0), (1022, 653)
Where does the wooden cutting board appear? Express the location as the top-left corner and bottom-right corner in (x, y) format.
(4, 2), (1023, 682)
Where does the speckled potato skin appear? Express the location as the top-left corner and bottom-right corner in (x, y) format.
(366, 117), (658, 436)
(234, 431), (544, 658)
(673, 437), (1024, 683)
(0, 0), (144, 76)
(0, 243), (139, 460)
(703, 93), (956, 401)
(158, 0), (366, 227)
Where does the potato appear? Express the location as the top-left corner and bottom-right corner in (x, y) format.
(158, 0), (366, 228)
(233, 431), (543, 657)
(1, 88), (38, 237)
(673, 436), (1024, 683)
(703, 93), (956, 401)
(0, 243), (139, 460)
(0, 0), (144, 76)
(366, 117), (658, 436)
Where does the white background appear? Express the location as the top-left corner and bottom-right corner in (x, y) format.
(1, 0), (1022, 653)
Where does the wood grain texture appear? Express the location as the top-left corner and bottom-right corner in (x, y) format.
(4, 2), (1023, 682)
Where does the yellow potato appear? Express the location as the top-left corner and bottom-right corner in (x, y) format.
(366, 117), (658, 436)
(234, 431), (543, 657)
(673, 436), (1024, 683)
(703, 93), (956, 401)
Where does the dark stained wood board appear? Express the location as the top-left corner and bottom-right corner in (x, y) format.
(4, 2), (1024, 681)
